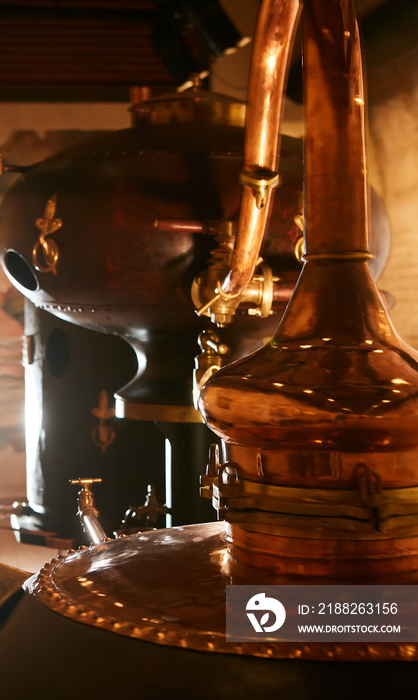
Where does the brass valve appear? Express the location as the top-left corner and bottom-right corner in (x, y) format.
(118, 484), (171, 535)
(191, 221), (276, 327)
(193, 330), (229, 409)
(69, 478), (107, 545)
(199, 444), (242, 519)
(70, 478), (102, 513)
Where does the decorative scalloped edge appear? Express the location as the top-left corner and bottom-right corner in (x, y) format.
(26, 545), (418, 662)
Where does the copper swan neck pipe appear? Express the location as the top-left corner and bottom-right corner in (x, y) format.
(221, 0), (300, 297)
(222, 0), (369, 297)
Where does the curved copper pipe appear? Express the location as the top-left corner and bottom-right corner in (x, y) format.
(221, 0), (301, 297)
(223, 0), (370, 297)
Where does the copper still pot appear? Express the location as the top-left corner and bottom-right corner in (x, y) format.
(0, 87), (307, 422)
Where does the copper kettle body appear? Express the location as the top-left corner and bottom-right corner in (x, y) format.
(0, 89), (307, 417)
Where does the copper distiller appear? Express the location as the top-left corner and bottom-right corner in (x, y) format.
(0, 14), (388, 540)
(1, 0), (418, 697)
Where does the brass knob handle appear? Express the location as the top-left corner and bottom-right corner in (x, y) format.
(70, 478), (103, 487)
(69, 478), (103, 510)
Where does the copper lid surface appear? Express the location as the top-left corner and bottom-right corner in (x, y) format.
(28, 523), (418, 661)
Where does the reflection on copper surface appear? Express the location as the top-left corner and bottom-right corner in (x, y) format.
(29, 524), (418, 660)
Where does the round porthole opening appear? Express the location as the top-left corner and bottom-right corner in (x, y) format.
(5, 250), (38, 291)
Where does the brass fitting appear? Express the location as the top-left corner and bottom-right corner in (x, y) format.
(193, 330), (229, 409)
(191, 221), (275, 327)
(69, 478), (107, 545)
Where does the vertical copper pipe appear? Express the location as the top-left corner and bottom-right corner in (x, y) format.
(302, 0), (369, 257)
(221, 0), (300, 297)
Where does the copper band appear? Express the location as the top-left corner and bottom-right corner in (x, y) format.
(115, 399), (203, 423)
(226, 523), (418, 577)
(301, 251), (373, 262)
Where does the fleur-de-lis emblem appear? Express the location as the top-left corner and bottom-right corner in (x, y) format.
(91, 390), (116, 454)
(32, 194), (62, 275)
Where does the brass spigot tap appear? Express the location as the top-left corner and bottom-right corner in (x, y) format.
(191, 221), (276, 327)
(70, 478), (107, 545)
(119, 485), (171, 534)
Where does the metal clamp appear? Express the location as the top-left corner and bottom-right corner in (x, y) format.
(357, 463), (384, 532)
(212, 462), (243, 518)
(239, 169), (281, 209)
